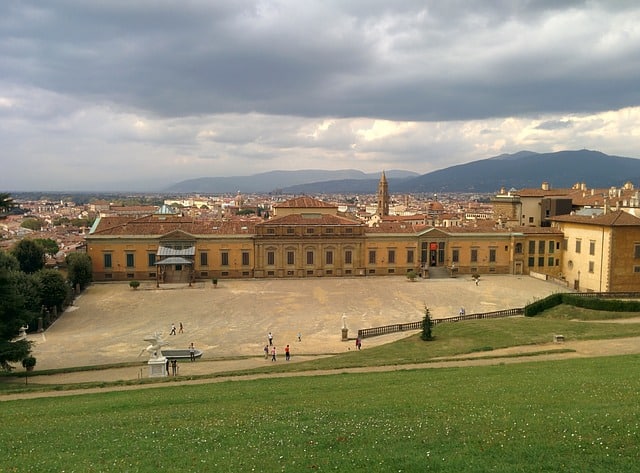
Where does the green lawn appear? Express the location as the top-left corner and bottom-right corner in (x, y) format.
(2, 355), (639, 472)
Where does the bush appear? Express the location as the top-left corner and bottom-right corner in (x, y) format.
(524, 293), (563, 316)
(406, 270), (417, 282)
(421, 306), (433, 341)
(21, 356), (36, 370)
(129, 280), (140, 290)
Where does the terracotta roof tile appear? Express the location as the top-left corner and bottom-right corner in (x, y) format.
(275, 196), (337, 208)
(549, 210), (640, 226)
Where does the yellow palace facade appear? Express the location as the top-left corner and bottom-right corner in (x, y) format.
(85, 196), (580, 287)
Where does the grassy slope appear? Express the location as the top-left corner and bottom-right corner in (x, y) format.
(1, 355), (639, 472)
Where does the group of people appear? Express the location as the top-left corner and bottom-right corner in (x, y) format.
(264, 331), (296, 361)
(169, 322), (184, 335)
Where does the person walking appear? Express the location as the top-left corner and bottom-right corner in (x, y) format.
(356, 337), (362, 350)
(264, 345), (269, 359)
(268, 331), (273, 346)
(179, 322), (184, 334)
(170, 323), (176, 335)
(285, 344), (290, 361)
(189, 342), (196, 361)
(271, 346), (277, 362)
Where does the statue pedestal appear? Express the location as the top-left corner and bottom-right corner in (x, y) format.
(341, 328), (349, 341)
(148, 357), (168, 378)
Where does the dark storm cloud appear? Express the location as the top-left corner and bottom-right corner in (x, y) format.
(2, 0), (639, 121)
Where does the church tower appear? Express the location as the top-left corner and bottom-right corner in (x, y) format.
(376, 171), (390, 218)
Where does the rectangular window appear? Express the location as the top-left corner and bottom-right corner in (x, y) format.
(563, 239), (568, 251)
(369, 250), (376, 265)
(200, 252), (208, 266)
(148, 253), (156, 267)
(345, 228), (353, 234)
(407, 249), (414, 264)
(306, 251), (314, 265)
(388, 249), (395, 264)
(267, 251), (275, 266)
(575, 239), (582, 253)
(267, 228), (275, 234)
(345, 250), (352, 264)
(325, 228), (333, 234)
(528, 216), (534, 223)
(287, 227), (294, 234)
(126, 253), (134, 268)
(548, 257), (554, 267)
(589, 240), (596, 256)
(470, 249), (478, 263)
(529, 240), (536, 254)
(287, 251), (295, 265)
(634, 244), (640, 258)
(326, 250), (333, 265)
(452, 249), (459, 263)
(538, 240), (545, 254)
(538, 257), (545, 267)
(528, 257), (535, 267)
(548, 241), (555, 254)
(489, 248), (496, 263)
(104, 253), (112, 269)
(242, 251), (250, 266)
(306, 228), (314, 234)
(589, 261), (595, 273)
(634, 266), (640, 273)
(221, 252), (229, 266)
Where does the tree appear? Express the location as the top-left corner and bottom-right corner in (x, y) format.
(0, 193), (15, 211)
(12, 239), (45, 274)
(66, 253), (92, 290)
(0, 268), (32, 370)
(36, 269), (69, 311)
(20, 218), (44, 231)
(9, 270), (42, 315)
(0, 251), (20, 272)
(421, 305), (433, 341)
(34, 238), (60, 257)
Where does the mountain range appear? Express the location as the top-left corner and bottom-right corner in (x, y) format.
(165, 150), (640, 194)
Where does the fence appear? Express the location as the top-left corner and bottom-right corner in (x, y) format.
(358, 307), (524, 339)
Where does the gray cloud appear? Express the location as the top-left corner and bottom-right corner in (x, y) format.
(1, 1), (640, 190)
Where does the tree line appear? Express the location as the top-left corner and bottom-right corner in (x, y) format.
(1, 202), (93, 370)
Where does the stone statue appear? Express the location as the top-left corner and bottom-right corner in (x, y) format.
(139, 331), (169, 360)
(342, 314), (347, 329)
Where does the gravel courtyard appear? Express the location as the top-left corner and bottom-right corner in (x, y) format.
(28, 275), (567, 371)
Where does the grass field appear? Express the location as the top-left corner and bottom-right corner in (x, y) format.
(2, 306), (640, 471)
(2, 355), (639, 472)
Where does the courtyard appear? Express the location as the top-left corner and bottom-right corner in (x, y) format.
(28, 274), (567, 372)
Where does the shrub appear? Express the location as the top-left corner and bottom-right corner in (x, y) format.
(21, 356), (36, 370)
(406, 270), (417, 282)
(421, 305), (433, 341)
(129, 280), (140, 290)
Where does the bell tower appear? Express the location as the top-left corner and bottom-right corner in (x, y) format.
(376, 171), (390, 218)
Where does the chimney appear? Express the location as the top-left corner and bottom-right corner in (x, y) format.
(541, 182), (549, 191)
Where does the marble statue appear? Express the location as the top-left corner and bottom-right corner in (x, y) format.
(139, 331), (169, 360)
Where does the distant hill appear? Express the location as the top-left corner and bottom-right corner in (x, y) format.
(165, 150), (640, 195)
(392, 150), (640, 193)
(165, 169), (419, 193)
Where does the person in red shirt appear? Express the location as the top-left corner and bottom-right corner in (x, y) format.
(285, 344), (290, 361)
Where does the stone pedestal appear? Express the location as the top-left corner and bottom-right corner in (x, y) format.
(148, 357), (168, 378)
(341, 328), (349, 341)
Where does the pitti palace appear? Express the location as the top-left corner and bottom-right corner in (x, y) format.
(86, 174), (640, 293)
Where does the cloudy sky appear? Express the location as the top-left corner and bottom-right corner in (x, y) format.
(1, 1), (640, 191)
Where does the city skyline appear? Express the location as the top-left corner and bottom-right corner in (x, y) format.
(2, 1), (640, 191)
